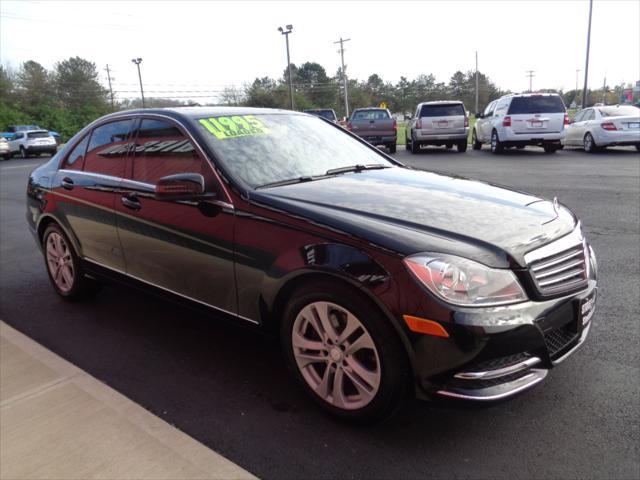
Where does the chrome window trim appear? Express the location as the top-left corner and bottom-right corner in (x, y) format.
(83, 257), (258, 325)
(59, 112), (233, 205)
(59, 169), (123, 184)
(523, 222), (584, 265)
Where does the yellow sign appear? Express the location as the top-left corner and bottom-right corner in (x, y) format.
(199, 115), (270, 140)
(379, 102), (387, 109)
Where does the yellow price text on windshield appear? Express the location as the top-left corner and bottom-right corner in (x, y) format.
(198, 115), (270, 140)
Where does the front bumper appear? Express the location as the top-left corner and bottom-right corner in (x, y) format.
(412, 278), (597, 402)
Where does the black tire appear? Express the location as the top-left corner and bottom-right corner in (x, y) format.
(20, 146), (28, 159)
(388, 143), (396, 154)
(471, 129), (481, 150)
(281, 279), (410, 423)
(584, 133), (597, 153)
(2, 153), (11, 160)
(543, 145), (559, 154)
(457, 141), (468, 153)
(410, 135), (420, 154)
(42, 223), (102, 301)
(445, 143), (453, 149)
(405, 133), (411, 151)
(490, 130), (504, 154)
(635, 144), (640, 152)
(516, 145), (525, 149)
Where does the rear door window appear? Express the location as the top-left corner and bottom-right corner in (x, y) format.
(84, 119), (134, 178)
(419, 104), (465, 117)
(508, 96), (565, 114)
(130, 118), (207, 184)
(63, 135), (89, 171)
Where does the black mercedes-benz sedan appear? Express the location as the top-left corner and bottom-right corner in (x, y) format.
(26, 107), (598, 421)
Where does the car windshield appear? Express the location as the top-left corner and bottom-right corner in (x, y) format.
(508, 96), (565, 114)
(352, 109), (389, 120)
(27, 131), (50, 139)
(598, 106), (640, 117)
(196, 113), (393, 188)
(420, 104), (465, 117)
(304, 110), (336, 121)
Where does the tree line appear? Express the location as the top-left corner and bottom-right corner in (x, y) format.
(0, 56), (634, 141)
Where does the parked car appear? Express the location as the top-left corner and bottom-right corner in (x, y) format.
(472, 93), (568, 154)
(27, 107), (597, 422)
(7, 125), (61, 144)
(0, 137), (11, 160)
(303, 108), (338, 123)
(405, 101), (469, 153)
(347, 107), (397, 153)
(9, 129), (58, 158)
(562, 105), (640, 152)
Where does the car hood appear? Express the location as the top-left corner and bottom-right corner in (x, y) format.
(249, 167), (576, 268)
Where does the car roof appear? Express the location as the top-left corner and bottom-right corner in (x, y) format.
(22, 129), (50, 134)
(108, 106), (296, 120)
(417, 101), (464, 106)
(352, 107), (388, 111)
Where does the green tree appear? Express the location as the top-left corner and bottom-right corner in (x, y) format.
(54, 56), (108, 111)
(15, 60), (56, 115)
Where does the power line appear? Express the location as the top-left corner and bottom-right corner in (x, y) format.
(526, 70), (535, 92)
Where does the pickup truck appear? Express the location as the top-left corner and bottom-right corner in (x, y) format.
(347, 108), (397, 153)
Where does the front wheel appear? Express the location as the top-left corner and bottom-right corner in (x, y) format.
(20, 147), (28, 159)
(43, 224), (102, 300)
(281, 281), (409, 422)
(471, 129), (482, 150)
(457, 141), (467, 153)
(490, 130), (504, 154)
(2, 153), (11, 160)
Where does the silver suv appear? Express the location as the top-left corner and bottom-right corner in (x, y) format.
(472, 93), (568, 154)
(8, 130), (57, 158)
(405, 101), (469, 153)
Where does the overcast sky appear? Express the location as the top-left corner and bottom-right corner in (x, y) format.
(1, 0), (639, 102)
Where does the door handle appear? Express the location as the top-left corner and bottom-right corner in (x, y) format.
(61, 177), (74, 190)
(121, 194), (142, 211)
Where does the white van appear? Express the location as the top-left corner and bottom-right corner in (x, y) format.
(472, 93), (568, 154)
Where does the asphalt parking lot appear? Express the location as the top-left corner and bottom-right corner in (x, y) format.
(1, 146), (639, 479)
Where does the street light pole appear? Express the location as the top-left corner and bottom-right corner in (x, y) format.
(575, 68), (581, 105)
(131, 58), (145, 108)
(526, 70), (535, 93)
(582, 0), (593, 109)
(278, 25), (294, 110)
(334, 37), (351, 118)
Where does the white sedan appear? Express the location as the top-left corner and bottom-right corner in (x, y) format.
(562, 105), (640, 152)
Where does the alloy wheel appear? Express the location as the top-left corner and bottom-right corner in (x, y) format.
(292, 301), (381, 410)
(584, 133), (593, 152)
(46, 232), (74, 292)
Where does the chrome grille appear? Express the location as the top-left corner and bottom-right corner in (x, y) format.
(530, 244), (588, 294)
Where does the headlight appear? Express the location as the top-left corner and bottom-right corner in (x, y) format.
(404, 253), (527, 307)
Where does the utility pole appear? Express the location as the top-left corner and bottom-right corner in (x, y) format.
(278, 25), (294, 110)
(105, 64), (115, 110)
(131, 58), (145, 108)
(602, 74), (607, 104)
(526, 70), (535, 93)
(575, 69), (581, 105)
(582, 0), (593, 109)
(475, 51), (479, 113)
(334, 37), (351, 118)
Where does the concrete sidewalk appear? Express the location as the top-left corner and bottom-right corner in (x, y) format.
(0, 321), (256, 480)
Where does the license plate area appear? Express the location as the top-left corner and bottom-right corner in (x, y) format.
(529, 120), (544, 128)
(627, 122), (640, 129)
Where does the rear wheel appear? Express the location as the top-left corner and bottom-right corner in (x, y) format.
(543, 145), (559, 154)
(2, 153), (11, 160)
(457, 141), (467, 153)
(43, 224), (102, 300)
(388, 143), (396, 154)
(20, 147), (28, 159)
(281, 280), (410, 422)
(471, 129), (481, 150)
(635, 144), (640, 152)
(490, 130), (504, 154)
(584, 133), (597, 153)
(410, 135), (420, 154)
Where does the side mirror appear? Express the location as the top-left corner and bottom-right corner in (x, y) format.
(476, 112), (483, 119)
(155, 173), (208, 201)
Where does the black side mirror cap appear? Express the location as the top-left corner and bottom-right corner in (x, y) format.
(155, 173), (211, 201)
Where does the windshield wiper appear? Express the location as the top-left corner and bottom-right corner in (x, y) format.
(255, 176), (316, 189)
(325, 164), (391, 176)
